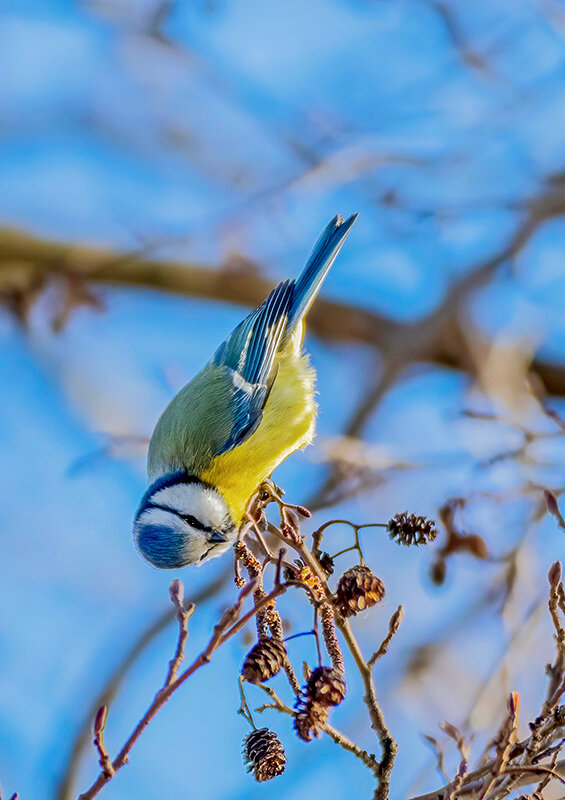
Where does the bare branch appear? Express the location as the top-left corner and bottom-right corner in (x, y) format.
(77, 579), (288, 799)
(368, 606), (404, 668)
(56, 564), (231, 800)
(92, 706), (113, 778)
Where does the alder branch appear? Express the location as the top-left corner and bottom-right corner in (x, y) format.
(337, 617), (398, 800)
(408, 562), (565, 800)
(74, 490), (405, 800)
(56, 564), (231, 800)
(77, 578), (287, 799)
(0, 226), (396, 345)
(265, 497), (398, 800)
(254, 683), (381, 778)
(367, 606), (404, 668)
(66, 489), (565, 800)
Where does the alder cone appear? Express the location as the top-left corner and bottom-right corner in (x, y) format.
(293, 701), (329, 742)
(334, 565), (385, 618)
(243, 728), (286, 781)
(387, 512), (438, 546)
(242, 638), (286, 683)
(306, 666), (346, 707)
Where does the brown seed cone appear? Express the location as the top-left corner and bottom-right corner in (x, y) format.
(334, 565), (385, 618)
(243, 728), (286, 781)
(387, 512), (438, 546)
(293, 700), (329, 742)
(305, 666), (346, 707)
(242, 638), (287, 684)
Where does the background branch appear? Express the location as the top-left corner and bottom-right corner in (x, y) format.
(3, 205), (565, 395)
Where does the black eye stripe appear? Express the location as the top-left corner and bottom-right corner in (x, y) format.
(180, 513), (211, 532)
(146, 503), (213, 533)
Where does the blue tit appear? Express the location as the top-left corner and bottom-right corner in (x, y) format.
(133, 213), (357, 568)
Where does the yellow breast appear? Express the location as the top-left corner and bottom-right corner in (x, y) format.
(200, 329), (317, 522)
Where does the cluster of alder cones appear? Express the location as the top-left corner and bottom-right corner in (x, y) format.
(293, 666), (346, 741)
(241, 512), (437, 782)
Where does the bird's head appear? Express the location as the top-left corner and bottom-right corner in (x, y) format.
(133, 474), (237, 568)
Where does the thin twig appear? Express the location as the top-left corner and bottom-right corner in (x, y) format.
(77, 579), (286, 799)
(269, 521), (398, 800)
(253, 683), (380, 778)
(237, 675), (256, 730)
(92, 706), (113, 778)
(368, 606), (404, 668)
(57, 563), (231, 800)
(164, 580), (194, 686)
(337, 617), (398, 800)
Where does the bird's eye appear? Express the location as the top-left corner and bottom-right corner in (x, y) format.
(181, 513), (206, 530)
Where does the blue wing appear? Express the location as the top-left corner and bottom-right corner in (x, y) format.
(212, 280), (294, 453)
(212, 213), (357, 455)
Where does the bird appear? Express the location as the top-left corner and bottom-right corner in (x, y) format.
(133, 213), (358, 568)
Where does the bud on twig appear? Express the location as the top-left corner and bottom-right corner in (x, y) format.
(94, 705), (108, 736)
(390, 605), (404, 634)
(169, 579), (184, 610)
(545, 489), (560, 517)
(545, 490), (565, 530)
(441, 721), (463, 743)
(548, 561), (562, 589)
(93, 704), (114, 777)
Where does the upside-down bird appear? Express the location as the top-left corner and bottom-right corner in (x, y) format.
(133, 214), (357, 568)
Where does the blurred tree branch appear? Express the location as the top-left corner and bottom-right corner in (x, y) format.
(0, 225), (396, 344)
(422, 0), (499, 79)
(3, 175), (565, 395)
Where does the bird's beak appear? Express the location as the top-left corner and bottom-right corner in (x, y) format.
(209, 530), (228, 543)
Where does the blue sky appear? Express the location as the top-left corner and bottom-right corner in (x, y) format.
(2, 1), (565, 799)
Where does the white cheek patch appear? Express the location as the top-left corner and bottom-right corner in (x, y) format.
(137, 507), (185, 529)
(150, 482), (229, 530)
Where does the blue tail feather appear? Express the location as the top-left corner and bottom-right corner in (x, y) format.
(208, 213), (357, 455)
(287, 212), (358, 332)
